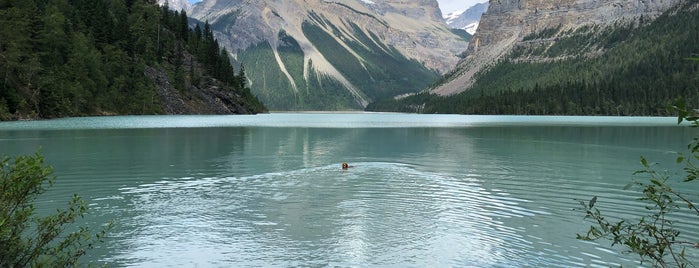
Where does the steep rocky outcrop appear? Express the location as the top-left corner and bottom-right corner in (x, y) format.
(187, 0), (468, 110)
(145, 67), (254, 115)
(432, 0), (682, 96)
(145, 51), (260, 115)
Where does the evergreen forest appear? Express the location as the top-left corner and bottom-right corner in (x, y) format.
(0, 0), (265, 120)
(367, 3), (699, 115)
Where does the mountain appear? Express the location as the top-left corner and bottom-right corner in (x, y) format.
(444, 2), (489, 35)
(187, 0), (469, 110)
(432, 0), (682, 96)
(367, 0), (699, 116)
(0, 0), (265, 120)
(158, 0), (191, 12)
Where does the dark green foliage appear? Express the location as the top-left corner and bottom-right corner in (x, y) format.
(578, 103), (699, 267)
(237, 10), (438, 110)
(521, 25), (561, 41)
(238, 41), (301, 110)
(0, 0), (265, 120)
(303, 61), (363, 110)
(325, 2), (389, 28)
(238, 34), (360, 111)
(300, 18), (437, 104)
(369, 4), (699, 115)
(366, 92), (436, 113)
(1, 151), (110, 267)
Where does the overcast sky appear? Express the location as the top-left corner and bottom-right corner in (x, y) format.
(187, 0), (487, 15)
(437, 0), (488, 15)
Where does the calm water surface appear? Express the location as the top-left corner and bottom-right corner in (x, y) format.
(1, 113), (697, 267)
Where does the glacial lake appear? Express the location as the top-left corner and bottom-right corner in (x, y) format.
(1, 113), (697, 267)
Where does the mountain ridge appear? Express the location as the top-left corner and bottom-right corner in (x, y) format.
(366, 1), (699, 116)
(432, 0), (683, 96)
(186, 0), (468, 110)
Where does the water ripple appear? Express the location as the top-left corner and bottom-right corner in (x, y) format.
(100, 162), (584, 267)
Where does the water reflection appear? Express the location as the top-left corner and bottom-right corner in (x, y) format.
(1, 119), (697, 267)
(102, 127), (558, 267)
(112, 162), (542, 267)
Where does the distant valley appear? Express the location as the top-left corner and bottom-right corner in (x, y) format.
(369, 0), (699, 116)
(181, 0), (469, 110)
(5, 0), (695, 119)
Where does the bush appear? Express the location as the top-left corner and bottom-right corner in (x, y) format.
(0, 151), (109, 267)
(578, 102), (699, 267)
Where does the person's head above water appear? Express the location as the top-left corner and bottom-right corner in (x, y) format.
(342, 162), (349, 169)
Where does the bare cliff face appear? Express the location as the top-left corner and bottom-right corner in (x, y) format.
(432, 0), (682, 96)
(190, 0), (458, 71)
(157, 0), (191, 12)
(187, 0), (469, 109)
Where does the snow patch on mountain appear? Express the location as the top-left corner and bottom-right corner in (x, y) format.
(463, 22), (479, 35)
(444, 2), (488, 35)
(158, 0), (191, 12)
(443, 10), (465, 21)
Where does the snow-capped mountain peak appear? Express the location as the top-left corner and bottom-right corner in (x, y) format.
(443, 10), (465, 21)
(185, 0), (468, 110)
(158, 0), (191, 12)
(444, 2), (488, 35)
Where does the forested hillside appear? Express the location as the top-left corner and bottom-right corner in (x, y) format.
(187, 0), (466, 111)
(368, 3), (699, 115)
(0, 0), (265, 120)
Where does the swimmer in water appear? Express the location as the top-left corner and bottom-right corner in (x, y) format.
(342, 162), (354, 170)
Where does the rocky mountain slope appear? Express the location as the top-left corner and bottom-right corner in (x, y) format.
(367, 0), (699, 115)
(432, 0), (682, 96)
(158, 0), (191, 12)
(187, 0), (469, 110)
(444, 2), (489, 35)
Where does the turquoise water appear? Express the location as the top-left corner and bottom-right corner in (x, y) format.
(1, 113), (697, 267)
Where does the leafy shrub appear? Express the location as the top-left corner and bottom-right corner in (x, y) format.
(0, 151), (110, 267)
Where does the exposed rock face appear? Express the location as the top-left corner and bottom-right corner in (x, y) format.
(188, 0), (469, 109)
(432, 0), (682, 96)
(157, 0), (191, 12)
(146, 66), (255, 115)
(145, 49), (257, 116)
(189, 0), (459, 72)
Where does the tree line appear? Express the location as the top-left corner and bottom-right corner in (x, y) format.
(0, 0), (264, 120)
(367, 2), (699, 115)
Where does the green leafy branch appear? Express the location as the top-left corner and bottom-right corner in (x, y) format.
(577, 101), (699, 268)
(1, 151), (111, 267)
